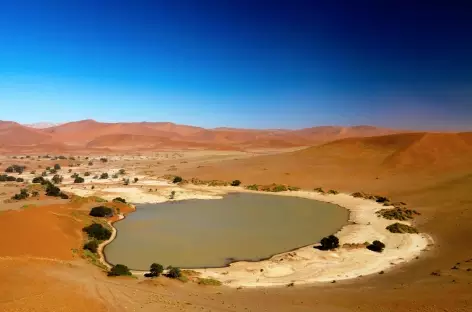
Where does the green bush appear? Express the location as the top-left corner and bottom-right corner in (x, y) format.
(82, 223), (112, 240)
(318, 235), (339, 250)
(84, 172), (91, 176)
(100, 158), (108, 163)
(5, 165), (26, 174)
(386, 223), (419, 234)
(367, 240), (385, 252)
(16, 177), (24, 182)
(147, 263), (164, 277)
(32, 176), (45, 184)
(83, 240), (99, 253)
(172, 176), (183, 184)
(89, 206), (114, 217)
(11, 189), (29, 200)
(100, 173), (109, 179)
(167, 266), (182, 279)
(74, 176), (85, 183)
(119, 169), (125, 175)
(231, 180), (241, 186)
(52, 175), (63, 184)
(45, 183), (62, 197)
(376, 207), (420, 221)
(108, 264), (131, 277)
(113, 197), (126, 204)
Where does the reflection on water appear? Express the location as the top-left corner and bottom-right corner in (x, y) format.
(104, 193), (348, 269)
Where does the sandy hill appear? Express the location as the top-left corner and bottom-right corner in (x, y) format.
(0, 121), (52, 145)
(179, 132), (472, 191)
(0, 119), (409, 150)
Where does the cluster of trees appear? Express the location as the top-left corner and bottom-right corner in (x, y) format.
(231, 180), (241, 186)
(108, 264), (131, 276)
(5, 165), (26, 174)
(0, 174), (21, 182)
(143, 263), (181, 279)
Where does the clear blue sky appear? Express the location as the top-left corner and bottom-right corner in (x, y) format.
(1, 0), (471, 130)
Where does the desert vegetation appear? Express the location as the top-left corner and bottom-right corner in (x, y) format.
(318, 235), (340, 250)
(5, 164), (26, 174)
(108, 264), (131, 277)
(82, 223), (112, 240)
(0, 174), (18, 182)
(367, 240), (386, 252)
(376, 207), (420, 221)
(172, 176), (183, 184)
(144, 263), (164, 278)
(113, 197), (126, 203)
(89, 206), (114, 218)
(386, 223), (419, 234)
(231, 179), (241, 186)
(11, 188), (29, 200)
(197, 277), (222, 286)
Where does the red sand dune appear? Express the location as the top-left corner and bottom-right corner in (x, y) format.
(0, 119), (410, 151)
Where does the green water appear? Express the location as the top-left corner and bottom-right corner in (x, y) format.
(104, 193), (348, 269)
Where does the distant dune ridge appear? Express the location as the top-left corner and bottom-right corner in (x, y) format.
(0, 119), (408, 151)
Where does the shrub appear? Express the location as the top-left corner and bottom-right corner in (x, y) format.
(84, 172), (91, 176)
(32, 176), (45, 184)
(246, 184), (259, 190)
(123, 178), (130, 185)
(367, 240), (386, 252)
(231, 180), (241, 186)
(88, 161), (93, 166)
(376, 207), (420, 221)
(172, 176), (183, 184)
(100, 173), (109, 179)
(46, 166), (51, 171)
(52, 175), (63, 184)
(71, 173), (79, 179)
(11, 189), (29, 200)
(288, 186), (300, 191)
(5, 165), (26, 174)
(134, 177), (139, 183)
(82, 223), (112, 240)
(314, 187), (325, 193)
(148, 263), (164, 277)
(89, 206), (114, 217)
(74, 176), (85, 183)
(112, 173), (119, 179)
(45, 183), (62, 197)
(167, 266), (182, 279)
(100, 158), (108, 163)
(16, 177), (24, 182)
(375, 196), (389, 203)
(197, 277), (222, 286)
(32, 191), (39, 197)
(386, 223), (419, 234)
(49, 168), (57, 174)
(318, 235), (339, 250)
(41, 171), (48, 177)
(113, 197), (126, 204)
(108, 264), (131, 277)
(83, 240), (99, 253)
(327, 189), (339, 195)
(54, 164), (61, 170)
(30, 170), (36, 174)
(119, 169), (126, 175)
(169, 190), (176, 199)
(68, 169), (72, 173)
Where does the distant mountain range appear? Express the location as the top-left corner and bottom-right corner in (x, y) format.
(0, 119), (408, 152)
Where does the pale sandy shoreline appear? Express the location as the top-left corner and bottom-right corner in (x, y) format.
(66, 182), (433, 288)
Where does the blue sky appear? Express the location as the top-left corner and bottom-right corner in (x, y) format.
(1, 0), (471, 130)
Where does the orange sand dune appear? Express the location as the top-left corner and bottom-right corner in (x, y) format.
(0, 121), (52, 146)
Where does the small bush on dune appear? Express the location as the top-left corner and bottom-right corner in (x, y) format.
(327, 189), (339, 195)
(145, 263), (164, 277)
(83, 240), (99, 253)
(231, 180), (241, 186)
(288, 185), (300, 191)
(386, 223), (419, 234)
(89, 206), (114, 217)
(376, 207), (420, 221)
(367, 240), (386, 252)
(314, 187), (325, 194)
(11, 188), (29, 200)
(84, 172), (91, 176)
(197, 277), (222, 286)
(82, 223), (112, 240)
(166, 266), (182, 279)
(54, 164), (61, 170)
(16, 177), (24, 182)
(246, 184), (259, 191)
(113, 197), (126, 204)
(134, 177), (139, 183)
(100, 173), (109, 179)
(318, 235), (339, 250)
(108, 264), (131, 277)
(52, 174), (63, 184)
(172, 176), (183, 184)
(74, 176), (85, 183)
(45, 183), (62, 197)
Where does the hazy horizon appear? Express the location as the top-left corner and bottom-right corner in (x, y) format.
(1, 1), (471, 130)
